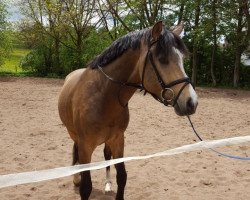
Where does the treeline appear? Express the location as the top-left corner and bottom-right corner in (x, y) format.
(1, 0), (250, 88)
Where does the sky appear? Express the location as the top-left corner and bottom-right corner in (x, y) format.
(6, 0), (23, 22)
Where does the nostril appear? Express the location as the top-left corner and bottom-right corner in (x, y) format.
(186, 97), (195, 111)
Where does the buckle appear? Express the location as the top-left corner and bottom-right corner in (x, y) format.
(161, 88), (175, 102)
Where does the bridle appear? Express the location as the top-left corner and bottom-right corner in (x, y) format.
(98, 36), (193, 107)
(140, 38), (192, 106)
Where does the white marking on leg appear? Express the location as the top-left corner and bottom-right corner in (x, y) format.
(105, 168), (112, 192)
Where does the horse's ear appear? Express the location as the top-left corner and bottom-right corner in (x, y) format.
(151, 21), (163, 41)
(171, 21), (184, 36)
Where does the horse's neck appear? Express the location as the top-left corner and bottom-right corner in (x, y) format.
(101, 49), (141, 106)
(105, 49), (140, 82)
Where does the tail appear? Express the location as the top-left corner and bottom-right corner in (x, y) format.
(72, 143), (81, 187)
(72, 143), (78, 165)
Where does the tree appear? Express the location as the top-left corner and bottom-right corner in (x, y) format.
(19, 0), (99, 75)
(63, 0), (97, 69)
(220, 0), (250, 87)
(191, 0), (201, 85)
(14, 0), (250, 88)
(99, 0), (179, 34)
(210, 0), (217, 86)
(233, 0), (250, 87)
(0, 0), (12, 66)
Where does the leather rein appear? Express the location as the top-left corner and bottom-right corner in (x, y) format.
(98, 38), (192, 107)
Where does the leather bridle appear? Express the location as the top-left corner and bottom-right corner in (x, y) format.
(140, 39), (192, 106)
(98, 37), (193, 107)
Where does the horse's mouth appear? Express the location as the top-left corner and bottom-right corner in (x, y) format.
(174, 102), (197, 116)
(174, 104), (185, 116)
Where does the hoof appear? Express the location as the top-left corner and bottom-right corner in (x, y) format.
(73, 180), (80, 187)
(73, 174), (81, 187)
(105, 181), (112, 193)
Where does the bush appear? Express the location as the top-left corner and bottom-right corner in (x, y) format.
(20, 28), (112, 77)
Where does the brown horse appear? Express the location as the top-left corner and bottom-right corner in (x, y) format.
(58, 21), (198, 200)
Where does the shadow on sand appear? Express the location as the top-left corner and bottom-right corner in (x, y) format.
(74, 186), (116, 200)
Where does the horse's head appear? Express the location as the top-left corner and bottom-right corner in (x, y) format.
(138, 21), (198, 116)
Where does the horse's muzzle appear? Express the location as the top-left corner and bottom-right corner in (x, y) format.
(174, 97), (198, 116)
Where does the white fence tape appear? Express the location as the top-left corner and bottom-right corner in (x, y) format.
(1, 135), (250, 189)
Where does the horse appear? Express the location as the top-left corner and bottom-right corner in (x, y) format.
(58, 21), (198, 200)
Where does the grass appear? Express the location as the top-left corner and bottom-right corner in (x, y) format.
(0, 48), (30, 74)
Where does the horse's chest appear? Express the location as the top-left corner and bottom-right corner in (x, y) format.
(83, 103), (129, 132)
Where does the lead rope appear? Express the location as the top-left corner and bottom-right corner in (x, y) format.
(187, 115), (250, 160)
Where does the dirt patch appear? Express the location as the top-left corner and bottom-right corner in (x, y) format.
(0, 77), (250, 200)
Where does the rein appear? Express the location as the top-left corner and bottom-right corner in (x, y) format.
(187, 115), (250, 160)
(98, 37), (192, 108)
(98, 44), (249, 161)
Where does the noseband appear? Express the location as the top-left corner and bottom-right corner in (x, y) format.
(98, 38), (192, 107)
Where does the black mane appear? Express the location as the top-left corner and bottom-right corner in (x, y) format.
(89, 26), (188, 69)
(89, 29), (149, 69)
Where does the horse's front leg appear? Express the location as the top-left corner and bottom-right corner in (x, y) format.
(115, 162), (127, 200)
(108, 133), (127, 200)
(104, 144), (112, 192)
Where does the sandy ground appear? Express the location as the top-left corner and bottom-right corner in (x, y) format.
(0, 77), (250, 200)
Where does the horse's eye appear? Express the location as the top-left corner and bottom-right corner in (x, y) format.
(158, 55), (168, 64)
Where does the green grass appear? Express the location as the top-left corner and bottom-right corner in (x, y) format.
(0, 48), (30, 74)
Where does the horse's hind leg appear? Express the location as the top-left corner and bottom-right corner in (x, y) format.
(104, 144), (112, 192)
(108, 134), (127, 200)
(78, 140), (95, 200)
(72, 143), (81, 187)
